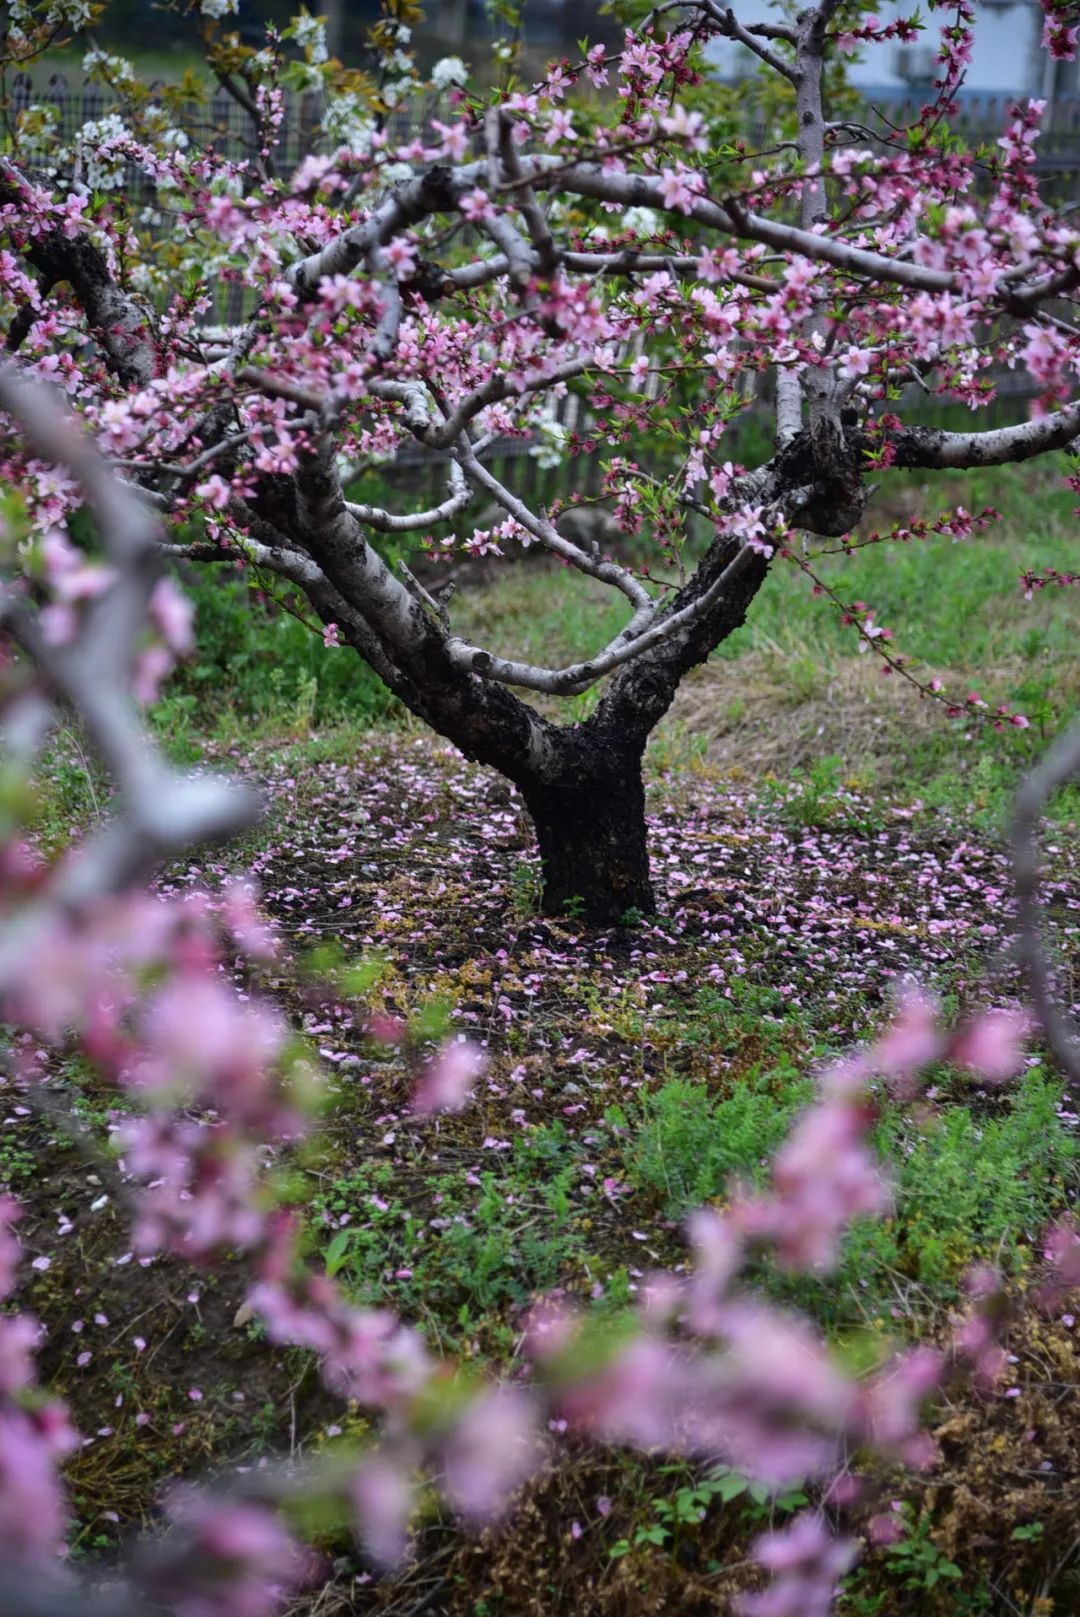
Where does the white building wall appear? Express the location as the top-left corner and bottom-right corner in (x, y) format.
(703, 2), (1044, 96)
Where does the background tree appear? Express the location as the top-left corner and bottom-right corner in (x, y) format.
(2, 0), (1079, 920)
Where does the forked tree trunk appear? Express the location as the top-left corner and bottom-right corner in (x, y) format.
(323, 532), (773, 928)
(518, 735), (653, 924)
(297, 520), (770, 929)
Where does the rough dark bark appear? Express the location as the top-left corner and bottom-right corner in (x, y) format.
(295, 507), (773, 926)
(519, 730), (653, 924)
(344, 531), (770, 926)
(597, 533), (772, 746)
(0, 162), (157, 387)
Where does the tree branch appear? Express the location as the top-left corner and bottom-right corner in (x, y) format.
(345, 460), (471, 533)
(453, 444), (655, 617)
(701, 1), (800, 83)
(879, 401), (1080, 468)
(1011, 718), (1080, 1088)
(0, 366), (259, 982)
(444, 533), (765, 694)
(792, 1), (839, 445)
(0, 158), (157, 388)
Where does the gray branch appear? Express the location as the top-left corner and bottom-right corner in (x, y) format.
(452, 444), (655, 616)
(882, 400), (1080, 468)
(345, 459), (472, 532)
(1012, 718), (1080, 1087)
(444, 533), (765, 694)
(0, 365), (260, 986)
(702, 1), (800, 82)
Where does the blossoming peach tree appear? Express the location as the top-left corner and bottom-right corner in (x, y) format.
(2, 3), (1080, 1610)
(3, 0), (1080, 919)
(0, 351), (1078, 1609)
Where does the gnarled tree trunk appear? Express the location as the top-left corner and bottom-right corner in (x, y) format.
(498, 534), (772, 924)
(307, 522), (773, 929)
(519, 733), (652, 923)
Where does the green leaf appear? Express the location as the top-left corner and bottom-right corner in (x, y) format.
(324, 1228), (352, 1277)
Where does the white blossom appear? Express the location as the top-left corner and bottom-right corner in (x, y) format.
(289, 60), (324, 93)
(74, 113), (129, 190)
(623, 206), (660, 237)
(293, 13), (328, 64)
(199, 0), (238, 18)
(322, 92), (376, 152)
(431, 56), (468, 91)
(209, 171), (245, 199)
(14, 102), (58, 157)
(143, 104), (190, 151)
(46, 0), (93, 25)
(82, 49), (135, 85)
(530, 407), (569, 470)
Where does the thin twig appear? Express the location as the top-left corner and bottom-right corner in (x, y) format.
(1011, 717), (1080, 1088)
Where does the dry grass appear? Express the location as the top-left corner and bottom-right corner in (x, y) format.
(664, 652), (971, 785)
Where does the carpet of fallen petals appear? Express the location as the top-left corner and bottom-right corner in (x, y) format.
(7, 730), (1080, 1613)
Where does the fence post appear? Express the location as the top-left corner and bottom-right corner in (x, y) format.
(10, 72), (33, 124)
(44, 72), (71, 141)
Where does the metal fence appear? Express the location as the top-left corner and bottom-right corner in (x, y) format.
(9, 70), (325, 173)
(19, 74), (1080, 208)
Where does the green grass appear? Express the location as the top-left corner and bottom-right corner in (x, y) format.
(453, 566), (629, 687)
(308, 1122), (598, 1357)
(618, 1069), (808, 1217)
(614, 1060), (1076, 1330)
(720, 460), (1080, 674)
(452, 459), (1080, 688)
(159, 571), (404, 736)
(295, 949), (1078, 1364)
(32, 44), (210, 83)
(847, 1067), (1076, 1304)
(448, 457), (1080, 827)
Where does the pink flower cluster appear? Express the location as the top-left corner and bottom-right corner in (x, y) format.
(1041, 0), (1080, 59)
(0, 1200), (76, 1573)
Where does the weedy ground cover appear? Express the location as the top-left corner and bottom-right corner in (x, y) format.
(12, 457), (1080, 1612)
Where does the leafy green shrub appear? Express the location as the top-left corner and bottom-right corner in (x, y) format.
(623, 1070), (808, 1218)
(608, 1463), (807, 1562)
(164, 569), (401, 730)
(843, 1069), (1076, 1298)
(624, 1067), (1075, 1324)
(315, 1124), (589, 1352)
